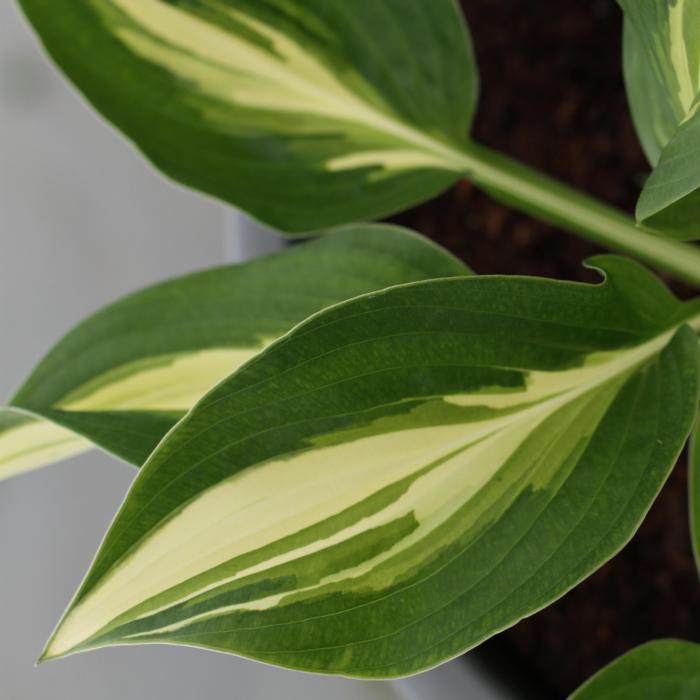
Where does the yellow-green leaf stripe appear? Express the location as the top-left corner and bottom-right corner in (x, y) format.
(41, 256), (700, 677)
(18, 0), (477, 232)
(621, 0), (700, 239)
(1, 225), (469, 481)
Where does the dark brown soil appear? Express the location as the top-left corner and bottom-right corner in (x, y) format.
(391, 1), (700, 696)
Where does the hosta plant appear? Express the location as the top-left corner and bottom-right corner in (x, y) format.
(4, 0), (700, 692)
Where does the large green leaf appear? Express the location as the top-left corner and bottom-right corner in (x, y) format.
(41, 257), (700, 677)
(1, 225), (469, 481)
(18, 0), (477, 232)
(621, 0), (700, 239)
(570, 639), (700, 699)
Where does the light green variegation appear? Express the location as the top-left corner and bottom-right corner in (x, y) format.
(0, 225), (468, 481)
(570, 639), (700, 699)
(621, 0), (700, 239)
(41, 257), (700, 677)
(0, 410), (86, 482)
(17, 0), (700, 285)
(18, 0), (477, 232)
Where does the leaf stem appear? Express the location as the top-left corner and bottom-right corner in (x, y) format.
(452, 142), (700, 289)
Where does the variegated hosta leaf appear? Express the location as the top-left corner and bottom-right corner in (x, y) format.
(42, 257), (700, 677)
(0, 410), (87, 482)
(18, 0), (477, 232)
(1, 225), (469, 481)
(621, 0), (700, 239)
(569, 640), (700, 699)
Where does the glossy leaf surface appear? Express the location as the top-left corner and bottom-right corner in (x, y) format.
(18, 0), (477, 232)
(570, 639), (700, 699)
(42, 257), (700, 677)
(621, 0), (700, 239)
(1, 226), (468, 480)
